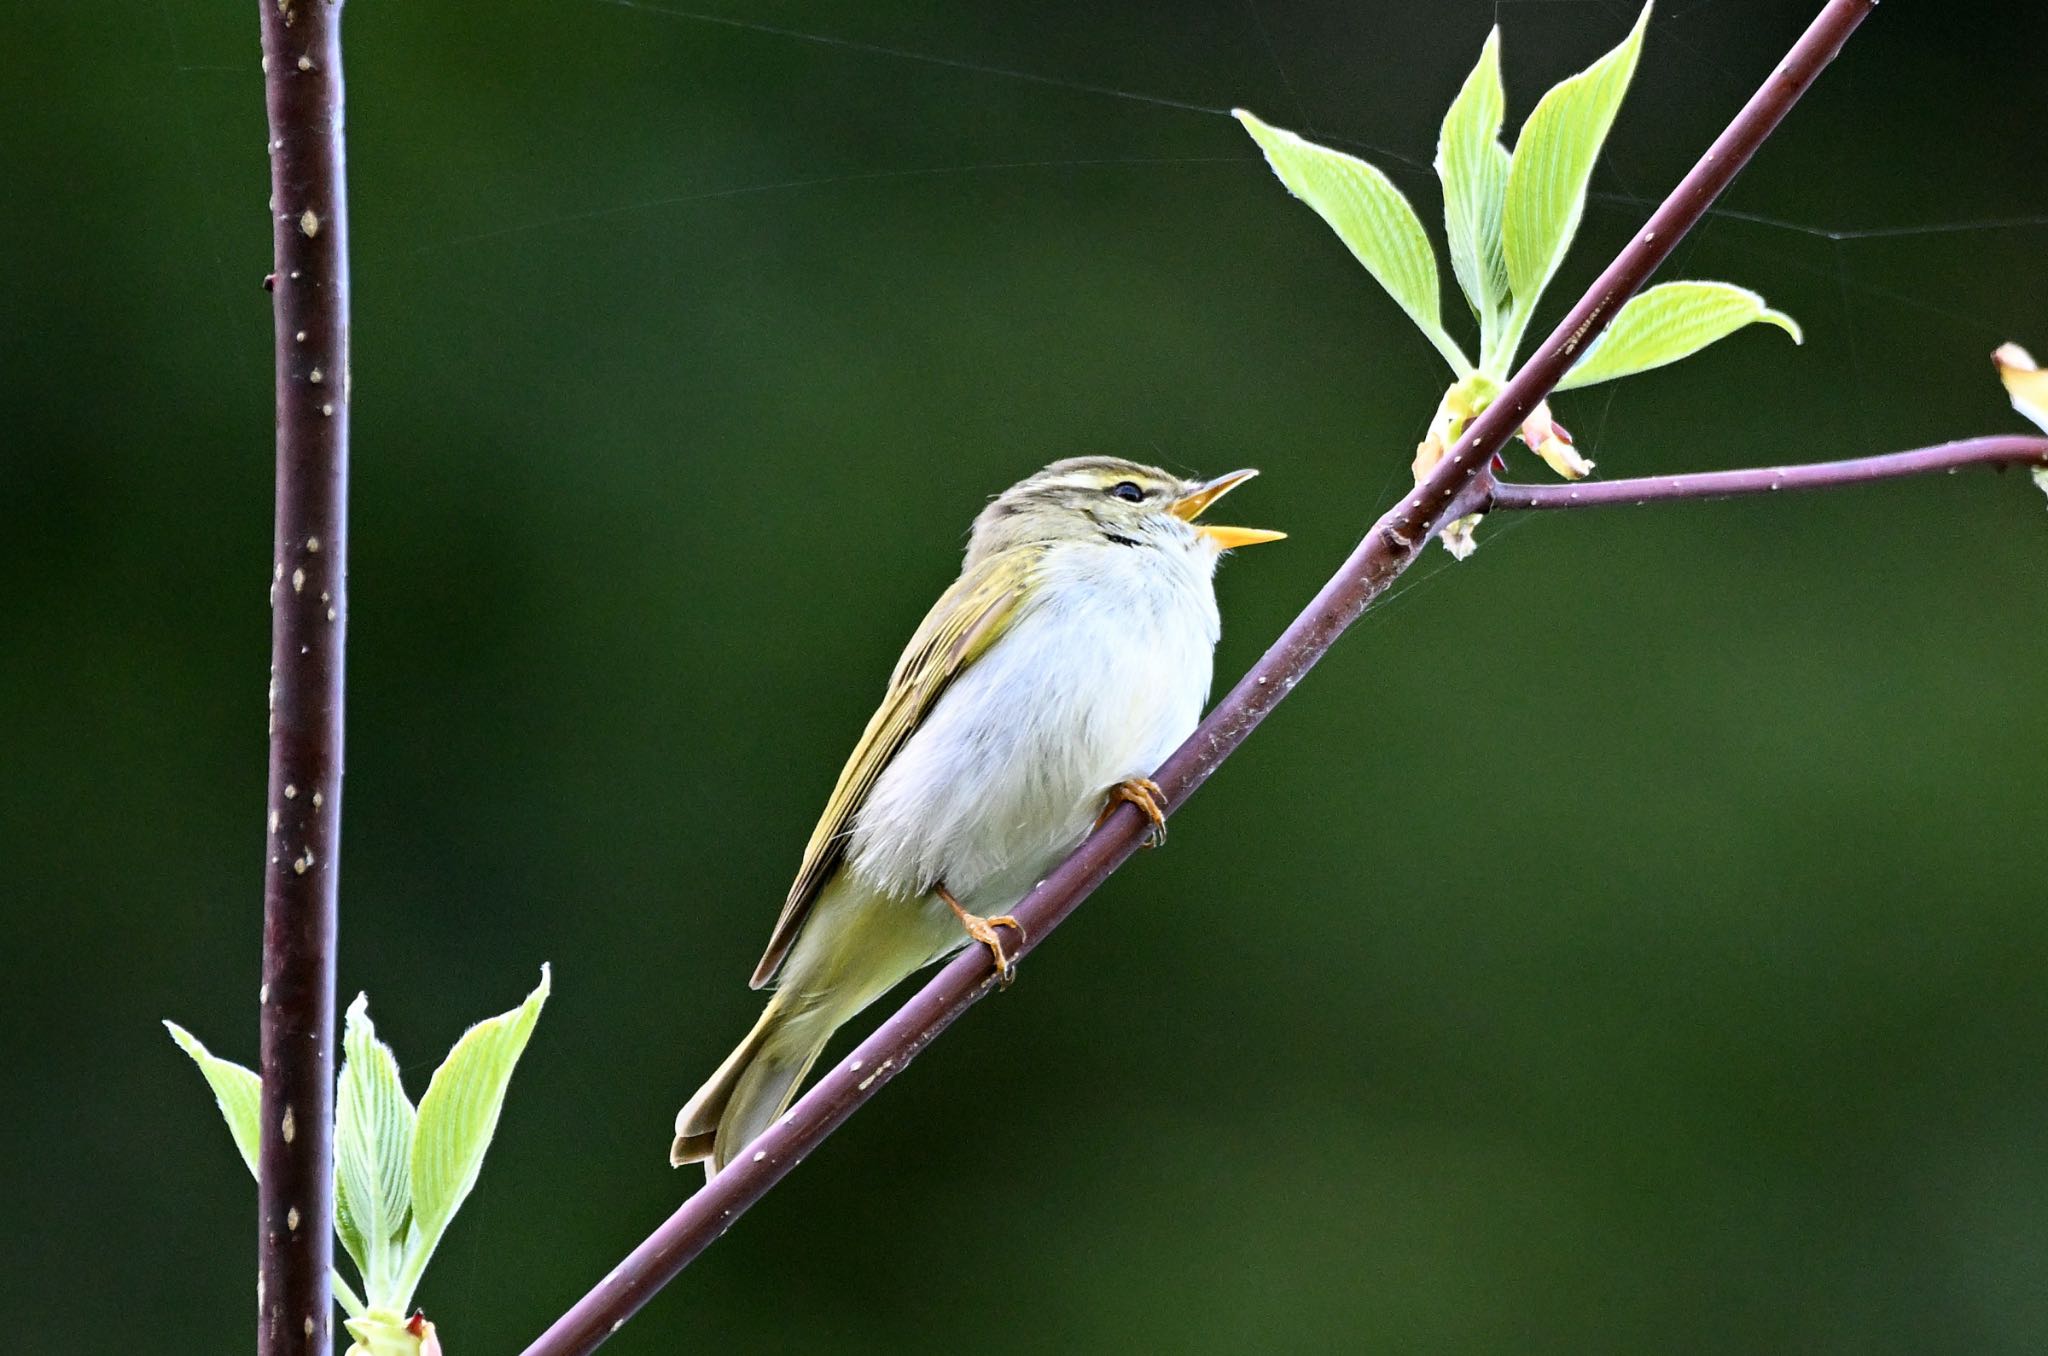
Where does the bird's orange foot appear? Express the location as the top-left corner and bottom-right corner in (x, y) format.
(1097, 776), (1169, 848)
(937, 886), (1027, 988)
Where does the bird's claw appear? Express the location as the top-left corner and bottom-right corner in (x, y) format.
(981, 914), (1026, 988)
(938, 886), (1026, 988)
(1099, 777), (1169, 848)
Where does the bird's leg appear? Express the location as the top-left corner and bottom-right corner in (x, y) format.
(1097, 776), (1168, 848)
(935, 883), (1025, 988)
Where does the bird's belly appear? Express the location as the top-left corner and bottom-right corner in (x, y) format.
(847, 587), (1213, 912)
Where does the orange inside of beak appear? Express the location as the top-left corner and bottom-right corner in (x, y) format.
(1169, 469), (1286, 549)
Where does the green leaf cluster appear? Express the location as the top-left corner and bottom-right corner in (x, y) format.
(1236, 2), (1798, 392)
(167, 966), (550, 1347)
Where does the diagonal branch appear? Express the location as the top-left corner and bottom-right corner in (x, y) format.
(522, 2), (1879, 1351)
(1467, 436), (2048, 516)
(257, 1), (351, 1353)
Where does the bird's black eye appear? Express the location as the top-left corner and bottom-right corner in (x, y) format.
(1110, 481), (1145, 503)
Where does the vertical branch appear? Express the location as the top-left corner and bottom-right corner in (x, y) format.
(256, 1), (349, 1352)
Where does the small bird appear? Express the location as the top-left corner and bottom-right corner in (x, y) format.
(671, 456), (1282, 1175)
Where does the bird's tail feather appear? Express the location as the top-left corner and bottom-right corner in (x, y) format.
(670, 994), (831, 1177)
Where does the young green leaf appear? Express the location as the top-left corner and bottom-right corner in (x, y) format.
(335, 1166), (373, 1292)
(1236, 109), (1471, 373)
(165, 1020), (262, 1178)
(1501, 4), (1650, 337)
(403, 966), (550, 1290)
(1437, 28), (1512, 352)
(336, 992), (417, 1296)
(1556, 281), (1801, 390)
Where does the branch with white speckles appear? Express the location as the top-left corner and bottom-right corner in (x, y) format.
(256, 1), (351, 1353)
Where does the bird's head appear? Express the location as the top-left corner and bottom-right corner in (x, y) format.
(965, 456), (1284, 566)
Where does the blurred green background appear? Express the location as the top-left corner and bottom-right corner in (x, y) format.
(5, 0), (2046, 1351)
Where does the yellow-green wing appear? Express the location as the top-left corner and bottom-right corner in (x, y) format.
(749, 547), (1039, 988)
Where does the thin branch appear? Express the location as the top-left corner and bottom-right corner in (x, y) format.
(1469, 436), (2048, 516)
(521, 3), (1878, 1352)
(256, 1), (351, 1353)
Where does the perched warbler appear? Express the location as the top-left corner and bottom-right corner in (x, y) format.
(671, 456), (1282, 1175)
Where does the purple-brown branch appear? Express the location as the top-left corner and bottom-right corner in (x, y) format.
(1466, 436), (2048, 516)
(520, 2), (1883, 1352)
(257, 1), (350, 1352)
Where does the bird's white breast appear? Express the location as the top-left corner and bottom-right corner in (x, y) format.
(847, 539), (1221, 913)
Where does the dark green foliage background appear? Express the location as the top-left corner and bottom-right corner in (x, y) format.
(4, 1), (2045, 1351)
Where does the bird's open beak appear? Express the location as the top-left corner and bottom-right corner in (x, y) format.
(1169, 468), (1286, 550)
